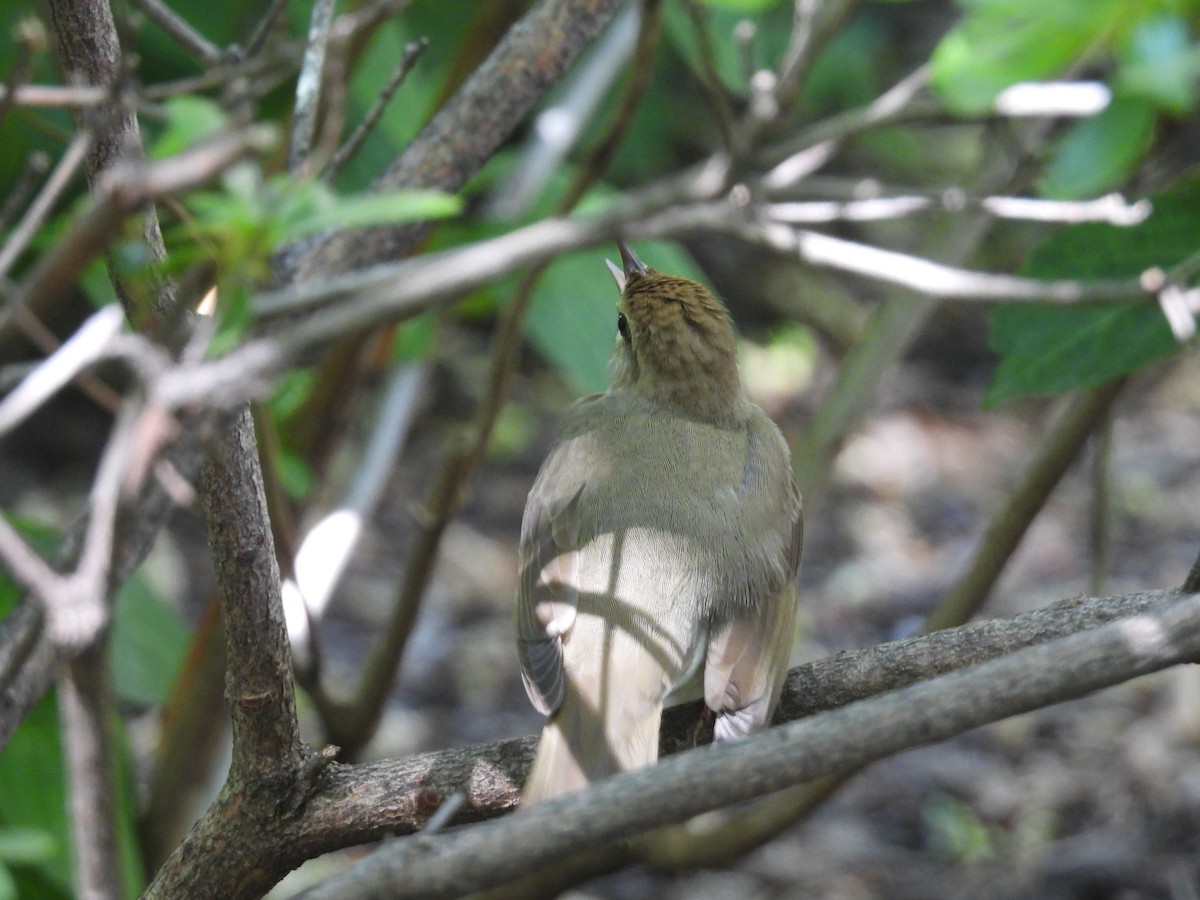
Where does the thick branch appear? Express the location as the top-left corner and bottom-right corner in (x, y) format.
(299, 590), (1200, 899)
(166, 588), (1181, 848)
(198, 407), (303, 777)
(141, 587), (1184, 897)
(291, 0), (625, 280)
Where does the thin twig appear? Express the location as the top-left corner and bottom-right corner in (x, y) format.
(759, 0), (857, 131)
(0, 151), (51, 239)
(0, 128), (94, 284)
(774, 0), (822, 101)
(243, 0), (292, 58)
(150, 184), (1174, 413)
(723, 214), (1152, 302)
(286, 363), (429, 679)
(289, 0), (339, 175)
(0, 507), (61, 600)
(925, 380), (1127, 633)
(323, 37), (428, 185)
(126, 0), (221, 63)
(0, 83), (109, 107)
(683, 1), (737, 157)
(764, 191), (1152, 226)
(760, 64), (931, 182)
(0, 18), (46, 130)
(291, 0), (626, 281)
(487, 2), (642, 218)
(0, 306), (125, 436)
(141, 41), (303, 101)
(59, 644), (122, 900)
(5, 126), (274, 332)
(0, 401), (230, 748)
(3, 304), (124, 413)
(329, 0), (415, 49)
(1089, 409), (1114, 596)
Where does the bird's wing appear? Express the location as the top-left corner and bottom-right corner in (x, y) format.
(515, 470), (585, 717)
(705, 426), (803, 739)
(703, 580), (798, 740)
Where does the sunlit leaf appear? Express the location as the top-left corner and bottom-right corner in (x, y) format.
(696, 0), (785, 11)
(931, 0), (1124, 114)
(1118, 13), (1200, 115)
(150, 95), (229, 159)
(0, 829), (56, 866)
(282, 188), (462, 239)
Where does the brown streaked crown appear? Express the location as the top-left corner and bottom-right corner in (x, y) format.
(615, 263), (744, 422)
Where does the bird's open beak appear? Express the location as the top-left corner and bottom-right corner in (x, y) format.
(605, 240), (649, 293)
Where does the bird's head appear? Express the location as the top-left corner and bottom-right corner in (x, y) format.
(605, 241), (743, 422)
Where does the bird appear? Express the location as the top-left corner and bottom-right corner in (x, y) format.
(515, 241), (803, 805)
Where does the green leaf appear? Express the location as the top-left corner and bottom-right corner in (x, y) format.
(390, 313), (438, 362)
(111, 573), (190, 707)
(0, 829), (56, 866)
(150, 95), (229, 159)
(931, 0), (1124, 115)
(987, 304), (1173, 403)
(696, 0), (785, 11)
(0, 697), (70, 896)
(985, 182), (1200, 404)
(269, 368), (316, 421)
(799, 16), (887, 117)
(276, 451), (315, 499)
(1038, 95), (1156, 199)
(1118, 13), (1200, 115)
(281, 188), (461, 239)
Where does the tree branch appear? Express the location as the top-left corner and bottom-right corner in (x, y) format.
(289, 0), (626, 281)
(198, 407), (303, 777)
(297, 589), (1200, 899)
(125, 0), (221, 64)
(924, 380), (1126, 632)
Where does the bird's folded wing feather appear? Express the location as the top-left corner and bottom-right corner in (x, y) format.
(705, 433), (804, 740)
(516, 476), (585, 716)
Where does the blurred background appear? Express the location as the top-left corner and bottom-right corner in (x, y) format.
(2, 0), (1200, 896)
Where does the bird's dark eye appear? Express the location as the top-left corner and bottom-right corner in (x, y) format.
(617, 313), (630, 342)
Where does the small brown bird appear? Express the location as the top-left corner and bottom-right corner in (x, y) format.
(516, 242), (803, 804)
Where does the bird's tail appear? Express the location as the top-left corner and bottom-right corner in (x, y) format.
(522, 624), (670, 806)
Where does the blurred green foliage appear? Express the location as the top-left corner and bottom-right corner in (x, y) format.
(0, 521), (158, 899)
